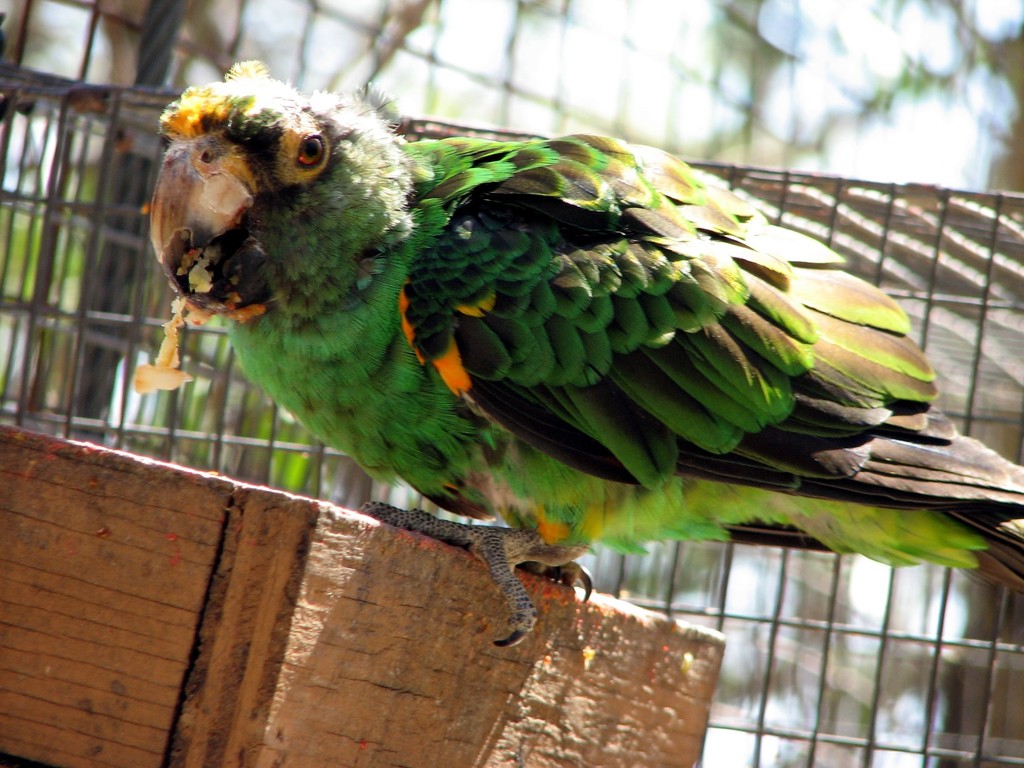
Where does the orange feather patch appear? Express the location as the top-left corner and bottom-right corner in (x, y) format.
(432, 340), (472, 396)
(536, 515), (572, 545)
(398, 283), (472, 395)
(398, 284), (423, 363)
(162, 91), (232, 139)
(455, 293), (496, 317)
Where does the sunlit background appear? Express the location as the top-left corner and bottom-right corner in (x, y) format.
(11, 0), (1024, 191)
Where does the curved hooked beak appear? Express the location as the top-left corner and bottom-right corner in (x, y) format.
(150, 138), (270, 317)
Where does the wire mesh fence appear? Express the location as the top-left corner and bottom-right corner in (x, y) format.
(3, 1), (1024, 766)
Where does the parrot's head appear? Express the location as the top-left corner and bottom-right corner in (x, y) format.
(150, 62), (414, 320)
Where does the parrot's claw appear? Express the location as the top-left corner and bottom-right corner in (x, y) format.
(360, 501), (589, 646)
(518, 560), (593, 601)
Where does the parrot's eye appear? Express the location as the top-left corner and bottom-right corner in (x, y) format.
(296, 134), (325, 167)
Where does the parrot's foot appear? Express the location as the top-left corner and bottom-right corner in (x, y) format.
(361, 502), (590, 647)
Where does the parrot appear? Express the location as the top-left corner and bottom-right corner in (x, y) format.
(148, 62), (1024, 646)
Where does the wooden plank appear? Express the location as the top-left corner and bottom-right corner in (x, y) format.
(0, 426), (232, 768)
(168, 488), (320, 767)
(171, 498), (725, 768)
(247, 507), (724, 765)
(0, 426), (724, 768)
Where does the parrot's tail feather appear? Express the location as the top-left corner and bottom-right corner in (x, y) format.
(848, 433), (1024, 510)
(867, 434), (1024, 492)
(716, 418), (1024, 517)
(681, 427), (1024, 511)
(725, 428), (1024, 595)
(974, 542), (1024, 594)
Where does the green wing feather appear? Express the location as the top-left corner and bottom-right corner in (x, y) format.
(401, 134), (937, 494)
(398, 131), (1024, 588)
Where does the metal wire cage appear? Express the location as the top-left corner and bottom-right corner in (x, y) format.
(3, 1), (1024, 766)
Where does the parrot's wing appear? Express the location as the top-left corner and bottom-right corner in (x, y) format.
(402, 134), (953, 499)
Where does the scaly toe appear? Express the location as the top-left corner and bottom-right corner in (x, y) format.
(361, 501), (589, 645)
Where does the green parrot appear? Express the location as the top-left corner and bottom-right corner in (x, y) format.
(148, 63), (1024, 645)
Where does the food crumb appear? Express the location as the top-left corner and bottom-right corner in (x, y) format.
(133, 297), (209, 394)
(187, 251), (215, 293)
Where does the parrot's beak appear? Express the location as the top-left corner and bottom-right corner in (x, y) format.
(150, 138), (270, 317)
